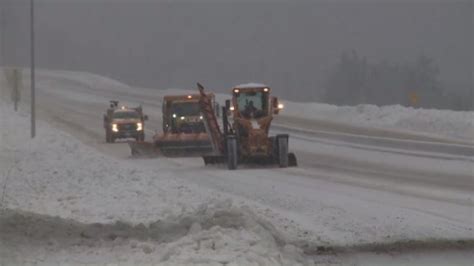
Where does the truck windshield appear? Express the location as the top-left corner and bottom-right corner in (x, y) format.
(171, 102), (201, 116)
(113, 111), (140, 119)
(236, 91), (267, 118)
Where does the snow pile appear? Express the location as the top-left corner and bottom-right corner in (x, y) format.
(0, 201), (310, 266)
(0, 109), (200, 223)
(282, 101), (474, 142)
(0, 101), (310, 265)
(34, 70), (133, 104)
(36, 69), (131, 92)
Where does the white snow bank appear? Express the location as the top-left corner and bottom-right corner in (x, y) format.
(282, 101), (474, 142)
(0, 101), (310, 265)
(0, 201), (311, 266)
(36, 70), (133, 104)
(36, 69), (131, 92)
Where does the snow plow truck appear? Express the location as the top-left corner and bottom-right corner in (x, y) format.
(129, 94), (217, 157)
(197, 83), (297, 169)
(104, 101), (148, 143)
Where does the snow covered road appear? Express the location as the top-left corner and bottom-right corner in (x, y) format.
(1, 70), (473, 265)
(32, 71), (474, 199)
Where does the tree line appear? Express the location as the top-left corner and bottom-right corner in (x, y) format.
(324, 50), (472, 111)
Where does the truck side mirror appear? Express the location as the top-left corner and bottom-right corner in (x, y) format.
(272, 97), (278, 108)
(143, 115), (149, 121)
(272, 97), (280, 115)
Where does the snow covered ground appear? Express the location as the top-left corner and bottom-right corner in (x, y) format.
(1, 69), (473, 265)
(282, 100), (474, 143)
(0, 101), (314, 265)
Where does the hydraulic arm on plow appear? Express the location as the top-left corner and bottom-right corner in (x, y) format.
(197, 83), (297, 170)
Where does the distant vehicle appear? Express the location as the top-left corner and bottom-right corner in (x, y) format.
(103, 101), (148, 143)
(129, 94), (217, 157)
(198, 83), (297, 169)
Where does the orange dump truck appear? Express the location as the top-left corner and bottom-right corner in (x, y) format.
(129, 94), (217, 157)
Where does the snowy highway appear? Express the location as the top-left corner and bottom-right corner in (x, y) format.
(35, 71), (473, 202)
(1, 70), (473, 265)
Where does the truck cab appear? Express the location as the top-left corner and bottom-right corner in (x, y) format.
(162, 94), (213, 134)
(104, 102), (148, 143)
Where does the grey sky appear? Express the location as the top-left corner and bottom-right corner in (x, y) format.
(1, 0), (472, 101)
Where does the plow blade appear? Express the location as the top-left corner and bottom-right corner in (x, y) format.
(129, 141), (161, 157)
(203, 155), (226, 165)
(155, 133), (214, 157)
(202, 153), (298, 167)
(288, 153), (298, 167)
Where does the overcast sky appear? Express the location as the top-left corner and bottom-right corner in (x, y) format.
(1, 0), (472, 101)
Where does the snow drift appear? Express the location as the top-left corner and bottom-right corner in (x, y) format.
(0, 202), (311, 266)
(282, 101), (474, 142)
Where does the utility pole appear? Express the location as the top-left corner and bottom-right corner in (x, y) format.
(13, 69), (19, 111)
(30, 0), (36, 138)
(0, 1), (5, 68)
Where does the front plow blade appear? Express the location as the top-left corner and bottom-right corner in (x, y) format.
(129, 141), (161, 157)
(155, 133), (214, 157)
(288, 153), (298, 167)
(202, 153), (298, 167)
(202, 155), (226, 165)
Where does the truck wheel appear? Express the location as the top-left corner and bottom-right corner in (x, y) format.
(277, 135), (289, 168)
(226, 136), (238, 170)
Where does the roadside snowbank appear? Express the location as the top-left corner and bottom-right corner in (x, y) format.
(0, 101), (310, 265)
(0, 202), (310, 266)
(282, 101), (474, 142)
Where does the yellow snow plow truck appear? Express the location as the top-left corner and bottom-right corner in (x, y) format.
(103, 101), (148, 143)
(197, 83), (297, 170)
(129, 94), (217, 157)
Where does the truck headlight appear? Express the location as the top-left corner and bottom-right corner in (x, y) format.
(137, 122), (143, 131)
(112, 124), (118, 132)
